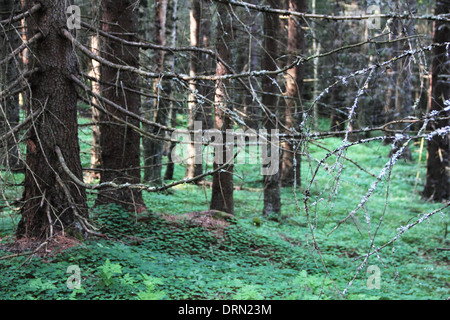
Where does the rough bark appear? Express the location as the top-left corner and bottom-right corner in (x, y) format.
(329, 0), (346, 133)
(244, 0), (262, 130)
(186, 0), (204, 180)
(89, 0), (101, 181)
(164, 0), (179, 181)
(423, 0), (450, 201)
(143, 0), (169, 185)
(262, 0), (281, 216)
(17, 0), (88, 239)
(384, 0), (415, 160)
(0, 0), (21, 170)
(311, 0), (320, 129)
(198, 0), (214, 130)
(210, 2), (234, 215)
(96, 0), (146, 212)
(280, 0), (306, 187)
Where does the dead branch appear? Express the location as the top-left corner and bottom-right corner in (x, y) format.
(0, 3), (42, 26)
(0, 68), (39, 99)
(0, 107), (43, 148)
(0, 240), (48, 261)
(212, 0), (450, 22)
(357, 202), (450, 260)
(55, 145), (236, 193)
(62, 29), (173, 79)
(0, 33), (43, 67)
(72, 75), (179, 137)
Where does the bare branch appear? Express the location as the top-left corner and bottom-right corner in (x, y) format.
(211, 0), (450, 22)
(55, 145), (236, 193)
(0, 33), (43, 67)
(0, 3), (42, 26)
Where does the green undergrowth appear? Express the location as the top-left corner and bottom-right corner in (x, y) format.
(0, 117), (448, 300)
(0, 205), (323, 300)
(0, 188), (448, 300)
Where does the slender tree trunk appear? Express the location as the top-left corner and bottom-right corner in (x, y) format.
(89, 0), (101, 182)
(329, 0), (346, 133)
(262, 0), (281, 216)
(164, 0), (179, 181)
(342, 0), (364, 142)
(232, 5), (249, 121)
(0, 0), (21, 170)
(243, 0), (261, 130)
(311, 0), (320, 130)
(96, 0), (146, 212)
(385, 0), (415, 160)
(423, 0), (450, 201)
(186, 0), (204, 180)
(143, 0), (169, 185)
(199, 0), (214, 130)
(17, 0), (88, 239)
(280, 0), (306, 187)
(210, 2), (234, 215)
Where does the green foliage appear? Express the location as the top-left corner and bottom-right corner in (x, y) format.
(0, 117), (448, 300)
(137, 275), (166, 300)
(252, 217), (262, 227)
(287, 271), (334, 300)
(98, 259), (123, 287)
(233, 285), (265, 300)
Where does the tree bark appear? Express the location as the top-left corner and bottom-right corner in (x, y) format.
(199, 0), (214, 130)
(384, 0), (415, 160)
(89, 0), (101, 181)
(262, 0), (281, 216)
(244, 0), (262, 130)
(96, 0), (146, 212)
(210, 2), (234, 215)
(143, 0), (169, 185)
(0, 0), (21, 170)
(423, 0), (450, 201)
(186, 0), (204, 180)
(280, 0), (306, 187)
(311, 0), (320, 130)
(329, 0), (346, 133)
(164, 0), (179, 181)
(17, 0), (88, 239)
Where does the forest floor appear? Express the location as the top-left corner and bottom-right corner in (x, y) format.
(0, 115), (448, 300)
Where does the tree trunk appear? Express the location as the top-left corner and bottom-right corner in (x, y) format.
(199, 0), (214, 130)
(262, 0), (281, 217)
(329, 0), (346, 133)
(143, 0), (169, 185)
(210, 2), (234, 215)
(164, 0), (179, 181)
(0, 0), (21, 170)
(242, 0), (262, 130)
(280, 0), (306, 187)
(385, 0), (415, 160)
(17, 0), (88, 239)
(96, 0), (146, 212)
(186, 0), (204, 180)
(311, 0), (320, 130)
(423, 0), (450, 201)
(89, 0), (101, 182)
